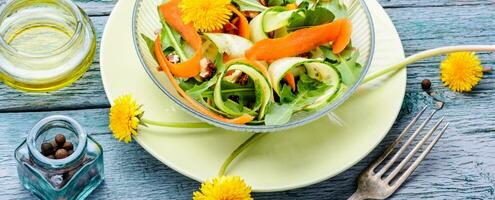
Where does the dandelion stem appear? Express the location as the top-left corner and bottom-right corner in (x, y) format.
(218, 133), (266, 176)
(141, 118), (212, 128)
(362, 45), (495, 84)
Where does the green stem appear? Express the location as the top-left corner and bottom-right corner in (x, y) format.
(159, 12), (188, 61)
(218, 133), (266, 176)
(362, 45), (495, 84)
(141, 118), (212, 128)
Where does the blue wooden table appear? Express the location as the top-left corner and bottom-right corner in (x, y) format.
(1, 0), (494, 199)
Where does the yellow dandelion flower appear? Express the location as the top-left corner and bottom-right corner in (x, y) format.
(109, 94), (143, 143)
(440, 52), (483, 92)
(179, 0), (233, 32)
(193, 176), (252, 200)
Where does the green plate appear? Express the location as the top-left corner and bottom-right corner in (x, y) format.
(100, 0), (406, 192)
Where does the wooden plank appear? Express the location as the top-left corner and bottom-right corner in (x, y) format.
(0, 64), (109, 113)
(385, 5), (495, 51)
(76, 1), (115, 16)
(378, 0), (494, 8)
(74, 0), (495, 11)
(91, 16), (108, 63)
(0, 106), (494, 199)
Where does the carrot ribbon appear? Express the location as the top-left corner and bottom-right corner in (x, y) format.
(245, 19), (353, 61)
(228, 5), (250, 39)
(158, 0), (201, 78)
(154, 36), (254, 124)
(284, 72), (296, 91)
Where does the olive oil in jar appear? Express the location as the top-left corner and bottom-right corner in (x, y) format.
(6, 25), (73, 56)
(0, 0), (96, 92)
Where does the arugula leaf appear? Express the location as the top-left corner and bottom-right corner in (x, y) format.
(295, 0), (316, 8)
(279, 84), (296, 103)
(177, 78), (198, 91)
(321, 46), (362, 86)
(264, 103), (293, 125)
(202, 88), (256, 98)
(221, 79), (255, 90)
(298, 1), (310, 9)
(186, 78), (217, 100)
(267, 0), (296, 6)
(233, 0), (268, 12)
(335, 50), (362, 85)
(185, 54), (224, 99)
(320, 46), (338, 62)
(268, 0), (284, 6)
(224, 99), (258, 116)
(292, 73), (331, 110)
(265, 74), (331, 125)
(287, 10), (306, 28)
(158, 7), (187, 60)
(141, 34), (156, 59)
(288, 7), (334, 29)
(305, 7), (334, 26)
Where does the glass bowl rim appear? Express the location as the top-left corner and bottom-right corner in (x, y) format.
(131, 0), (376, 133)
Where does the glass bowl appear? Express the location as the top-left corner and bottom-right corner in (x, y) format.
(132, 0), (375, 132)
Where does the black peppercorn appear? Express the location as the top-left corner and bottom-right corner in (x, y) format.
(63, 142), (73, 151)
(55, 149), (69, 159)
(55, 134), (66, 146)
(421, 79), (431, 91)
(50, 140), (59, 150)
(41, 142), (54, 156)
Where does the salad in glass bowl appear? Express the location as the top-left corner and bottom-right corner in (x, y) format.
(133, 0), (374, 132)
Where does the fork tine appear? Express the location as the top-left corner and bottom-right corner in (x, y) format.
(384, 117), (445, 182)
(376, 108), (437, 176)
(391, 123), (449, 187)
(368, 106), (427, 171)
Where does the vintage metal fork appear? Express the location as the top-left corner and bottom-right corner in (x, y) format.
(348, 107), (449, 200)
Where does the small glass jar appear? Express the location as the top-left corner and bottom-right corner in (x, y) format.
(0, 0), (96, 92)
(14, 115), (104, 200)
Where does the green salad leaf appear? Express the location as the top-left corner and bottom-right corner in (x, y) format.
(185, 54), (224, 99)
(202, 88), (256, 98)
(295, 0), (315, 8)
(141, 34), (156, 59)
(264, 103), (293, 125)
(287, 7), (334, 29)
(214, 63), (272, 119)
(320, 46), (363, 86)
(265, 74), (331, 125)
(319, 0), (348, 19)
(158, 8), (187, 60)
(304, 7), (335, 26)
(233, 0), (268, 12)
(267, 0), (296, 6)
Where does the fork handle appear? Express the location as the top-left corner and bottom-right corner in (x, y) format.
(348, 191), (365, 200)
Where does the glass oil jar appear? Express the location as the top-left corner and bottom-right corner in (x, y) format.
(0, 0), (96, 92)
(14, 115), (104, 200)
